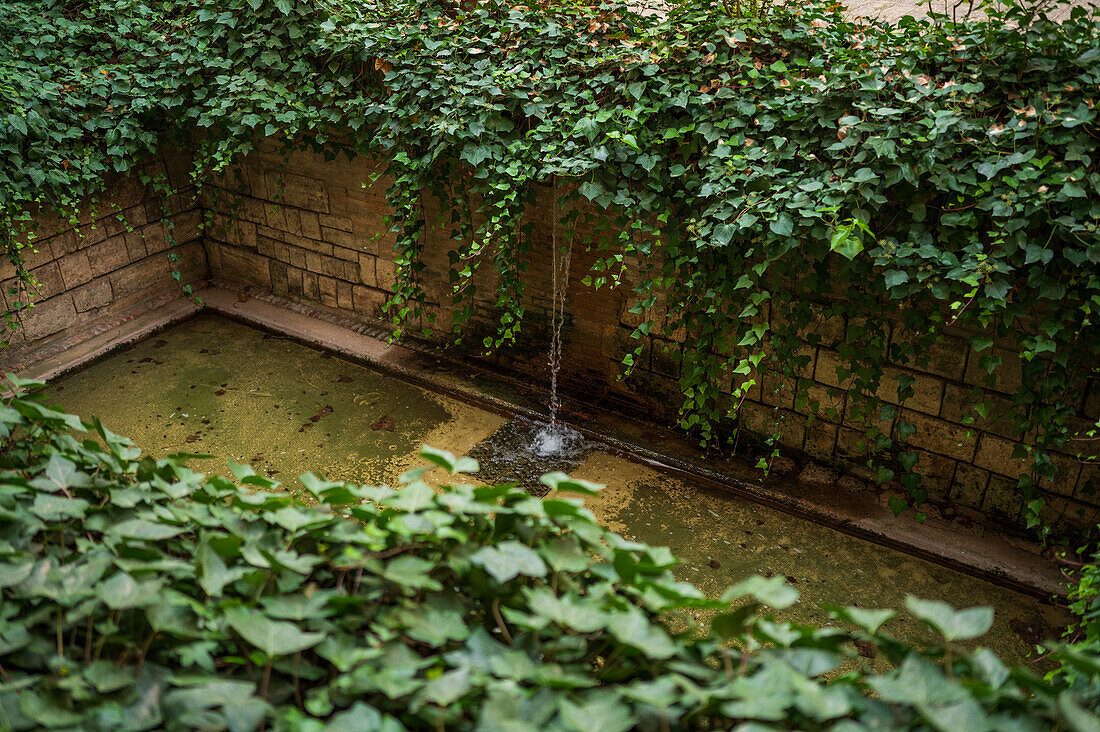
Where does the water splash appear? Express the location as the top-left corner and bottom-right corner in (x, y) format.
(532, 421), (584, 458)
(465, 418), (588, 494)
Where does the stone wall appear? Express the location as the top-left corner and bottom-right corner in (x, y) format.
(5, 141), (1095, 532)
(1, 152), (206, 362)
(200, 144), (1097, 532)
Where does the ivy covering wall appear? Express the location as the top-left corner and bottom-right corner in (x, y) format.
(1, 0), (1098, 532)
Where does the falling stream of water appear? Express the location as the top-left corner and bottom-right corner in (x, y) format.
(532, 189), (581, 458)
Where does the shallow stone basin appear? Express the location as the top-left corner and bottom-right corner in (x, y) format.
(44, 314), (1067, 664)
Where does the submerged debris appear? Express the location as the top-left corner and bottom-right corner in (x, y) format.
(371, 414), (396, 431)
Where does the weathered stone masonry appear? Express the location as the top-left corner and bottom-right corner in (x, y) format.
(3, 153), (206, 358)
(7, 143), (1098, 531)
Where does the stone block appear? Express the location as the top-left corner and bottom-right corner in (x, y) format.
(981, 474), (1024, 524)
(353, 285), (387, 318)
(333, 245), (359, 263)
(1084, 380), (1099, 420)
(802, 381), (845, 423)
(22, 295), (76, 340)
(911, 450), (956, 501)
(264, 170), (329, 213)
(283, 207), (303, 237)
(358, 253), (378, 288)
(803, 420), (838, 459)
(1076, 463), (1099, 502)
(337, 280), (354, 311)
(86, 240), (130, 277)
(889, 328), (968, 381)
(175, 209), (203, 244)
(650, 339), (680, 379)
(739, 402), (806, 450)
(319, 213), (355, 232)
(1038, 455), (1080, 498)
(898, 409), (978, 462)
(759, 371), (796, 409)
(317, 276), (338, 307)
(219, 246), (272, 289)
(286, 266), (303, 297)
(875, 366), (943, 416)
(140, 222), (170, 255)
(72, 278), (113, 312)
(76, 220), (108, 249)
(813, 348), (854, 389)
(270, 260), (289, 295)
(842, 393), (895, 434)
(110, 257), (167, 299)
(48, 231), (79, 259)
(939, 383), (1019, 439)
(321, 225), (364, 250)
(281, 230), (333, 257)
(29, 262), (64, 300)
(375, 257), (398, 290)
(963, 345), (1023, 395)
(302, 271), (319, 300)
(973, 433), (1028, 478)
(257, 235), (278, 259)
(300, 211), (322, 240)
(949, 463), (989, 510)
(124, 231), (148, 262)
(801, 304), (846, 348)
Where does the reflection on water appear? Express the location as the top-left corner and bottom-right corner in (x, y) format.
(45, 314), (1066, 665)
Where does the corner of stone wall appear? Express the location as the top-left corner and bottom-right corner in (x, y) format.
(0, 153), (208, 368)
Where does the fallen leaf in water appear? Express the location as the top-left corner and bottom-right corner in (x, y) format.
(371, 415), (396, 431)
(299, 422), (314, 432)
(154, 340), (168, 348)
(214, 389), (226, 396)
(185, 434), (200, 443)
(307, 406), (334, 423)
(855, 640), (875, 658)
(337, 374), (353, 383)
(708, 559), (721, 570)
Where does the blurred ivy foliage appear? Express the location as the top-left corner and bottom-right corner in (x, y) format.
(2, 0), (1099, 528)
(0, 377), (1098, 728)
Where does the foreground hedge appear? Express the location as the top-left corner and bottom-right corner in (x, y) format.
(0, 376), (1096, 730)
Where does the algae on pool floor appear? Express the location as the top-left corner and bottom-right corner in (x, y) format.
(45, 314), (1066, 665)
(571, 452), (1065, 667)
(44, 314), (506, 488)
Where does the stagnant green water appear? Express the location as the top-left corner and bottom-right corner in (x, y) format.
(44, 314), (1066, 664)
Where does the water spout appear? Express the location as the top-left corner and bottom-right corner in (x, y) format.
(546, 189), (571, 428)
(533, 189), (583, 459)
